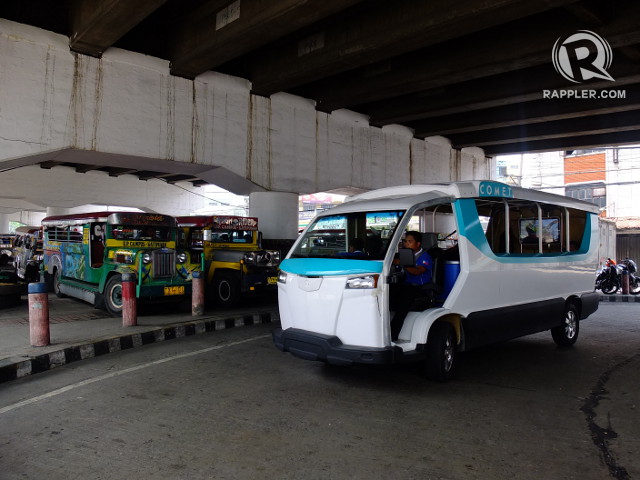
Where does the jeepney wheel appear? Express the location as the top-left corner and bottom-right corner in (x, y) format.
(104, 275), (124, 316)
(551, 303), (579, 347)
(53, 269), (66, 298)
(25, 264), (40, 284)
(424, 322), (456, 382)
(212, 272), (240, 307)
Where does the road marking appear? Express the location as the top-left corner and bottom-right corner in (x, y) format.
(0, 334), (270, 415)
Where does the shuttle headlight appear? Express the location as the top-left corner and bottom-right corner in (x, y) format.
(345, 275), (379, 289)
(277, 270), (288, 284)
(141, 253), (152, 264)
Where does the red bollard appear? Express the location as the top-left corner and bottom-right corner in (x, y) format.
(121, 273), (137, 327)
(28, 282), (50, 346)
(621, 269), (630, 295)
(192, 270), (205, 316)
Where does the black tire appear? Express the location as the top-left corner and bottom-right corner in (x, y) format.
(53, 269), (66, 298)
(25, 264), (39, 284)
(212, 271), (240, 306)
(424, 322), (456, 382)
(551, 303), (579, 346)
(104, 275), (124, 316)
(601, 279), (618, 295)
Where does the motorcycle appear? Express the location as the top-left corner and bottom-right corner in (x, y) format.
(620, 258), (640, 295)
(595, 258), (640, 295)
(595, 258), (620, 294)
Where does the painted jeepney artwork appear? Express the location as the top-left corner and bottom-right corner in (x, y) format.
(42, 212), (192, 315)
(177, 215), (280, 306)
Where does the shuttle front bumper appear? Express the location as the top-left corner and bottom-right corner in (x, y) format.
(273, 327), (409, 366)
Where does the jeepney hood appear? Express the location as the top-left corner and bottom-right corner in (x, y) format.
(278, 258), (385, 348)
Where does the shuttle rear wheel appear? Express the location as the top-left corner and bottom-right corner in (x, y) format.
(551, 303), (579, 346)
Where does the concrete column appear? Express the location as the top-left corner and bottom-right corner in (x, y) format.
(249, 192), (298, 240)
(0, 214), (10, 233)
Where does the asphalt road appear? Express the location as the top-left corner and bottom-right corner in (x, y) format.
(1, 303), (638, 480)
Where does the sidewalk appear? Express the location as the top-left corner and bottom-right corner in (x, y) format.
(599, 293), (640, 303)
(0, 294), (279, 384)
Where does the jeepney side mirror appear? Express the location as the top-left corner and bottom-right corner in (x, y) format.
(257, 231), (263, 248)
(398, 248), (414, 267)
(203, 230), (212, 242)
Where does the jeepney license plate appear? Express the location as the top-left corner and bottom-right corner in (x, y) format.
(164, 286), (185, 296)
(267, 276), (278, 285)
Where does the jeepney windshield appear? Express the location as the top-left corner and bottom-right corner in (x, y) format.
(291, 210), (404, 260)
(210, 230), (254, 243)
(111, 225), (172, 241)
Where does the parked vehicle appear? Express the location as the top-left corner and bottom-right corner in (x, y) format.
(595, 258), (621, 294)
(177, 215), (280, 306)
(42, 212), (192, 315)
(0, 233), (15, 269)
(12, 226), (43, 284)
(274, 181), (600, 381)
(620, 258), (640, 295)
(595, 258), (640, 295)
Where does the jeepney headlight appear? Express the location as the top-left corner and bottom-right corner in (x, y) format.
(346, 275), (379, 289)
(142, 253), (152, 264)
(277, 270), (288, 284)
(177, 252), (187, 264)
(270, 250), (281, 264)
(115, 250), (135, 264)
(243, 252), (257, 264)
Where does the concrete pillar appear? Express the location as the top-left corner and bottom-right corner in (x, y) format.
(249, 192), (298, 240)
(0, 214), (10, 233)
(46, 207), (68, 217)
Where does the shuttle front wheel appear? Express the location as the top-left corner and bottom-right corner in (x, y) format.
(551, 304), (579, 346)
(424, 322), (456, 382)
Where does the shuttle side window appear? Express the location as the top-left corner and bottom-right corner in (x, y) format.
(475, 199), (589, 256)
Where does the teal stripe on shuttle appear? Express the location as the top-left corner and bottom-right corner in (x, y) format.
(454, 199), (596, 264)
(280, 258), (383, 276)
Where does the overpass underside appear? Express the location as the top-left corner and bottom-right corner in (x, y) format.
(0, 19), (492, 236)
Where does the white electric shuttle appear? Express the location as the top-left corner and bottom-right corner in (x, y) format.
(273, 181), (600, 380)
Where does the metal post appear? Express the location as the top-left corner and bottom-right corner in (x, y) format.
(621, 268), (629, 295)
(28, 282), (50, 346)
(121, 273), (137, 327)
(192, 270), (205, 316)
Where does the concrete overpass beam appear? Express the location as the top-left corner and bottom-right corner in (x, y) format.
(170, 0), (362, 79)
(70, 0), (167, 57)
(46, 207), (69, 217)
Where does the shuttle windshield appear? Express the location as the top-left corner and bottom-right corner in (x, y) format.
(291, 210), (405, 260)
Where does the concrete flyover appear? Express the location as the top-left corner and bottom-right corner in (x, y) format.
(0, 19), (492, 238)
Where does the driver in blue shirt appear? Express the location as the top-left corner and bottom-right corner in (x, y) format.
(390, 231), (433, 340)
